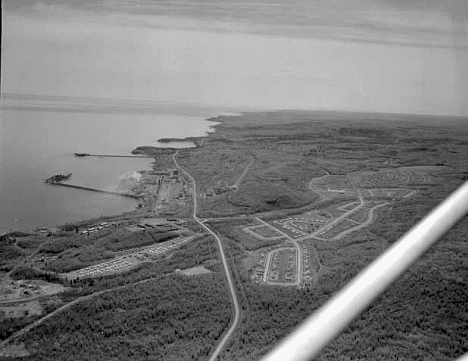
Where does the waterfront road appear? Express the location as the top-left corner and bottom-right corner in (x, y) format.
(173, 152), (240, 361)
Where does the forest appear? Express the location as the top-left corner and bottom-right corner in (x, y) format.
(0, 235), (226, 346)
(2, 275), (231, 361)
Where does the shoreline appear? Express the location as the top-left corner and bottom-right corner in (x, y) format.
(131, 115), (227, 155)
(1, 113), (233, 236)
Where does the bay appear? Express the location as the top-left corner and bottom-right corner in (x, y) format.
(0, 94), (228, 233)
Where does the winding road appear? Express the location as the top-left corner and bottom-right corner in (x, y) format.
(172, 152), (240, 361)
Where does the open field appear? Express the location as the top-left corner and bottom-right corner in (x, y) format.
(317, 219), (358, 240)
(0, 300), (43, 319)
(0, 280), (67, 304)
(339, 201), (360, 211)
(321, 202), (351, 218)
(368, 188), (414, 198)
(350, 166), (443, 189)
(209, 222), (285, 251)
(244, 225), (283, 239)
(346, 207), (370, 223)
(227, 181), (319, 212)
(351, 169), (409, 187)
(0, 279), (67, 322)
(310, 175), (355, 193)
(300, 210), (333, 223)
(176, 265), (212, 276)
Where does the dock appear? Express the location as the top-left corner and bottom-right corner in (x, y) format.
(75, 153), (152, 159)
(49, 183), (142, 199)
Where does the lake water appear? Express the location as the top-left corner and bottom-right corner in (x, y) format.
(0, 94), (230, 233)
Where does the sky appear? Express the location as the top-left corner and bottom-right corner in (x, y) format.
(2, 0), (468, 115)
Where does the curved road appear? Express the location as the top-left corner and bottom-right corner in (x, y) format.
(172, 152), (240, 361)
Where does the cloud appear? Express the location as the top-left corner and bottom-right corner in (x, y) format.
(7, 0), (467, 49)
(4, 0), (467, 115)
(31, 1), (71, 13)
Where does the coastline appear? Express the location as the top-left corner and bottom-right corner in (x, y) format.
(0, 113), (231, 236)
(131, 115), (227, 155)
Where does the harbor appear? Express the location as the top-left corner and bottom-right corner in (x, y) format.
(1, 94), (217, 233)
(45, 153), (154, 198)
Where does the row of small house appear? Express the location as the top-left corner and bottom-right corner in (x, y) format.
(81, 222), (113, 235)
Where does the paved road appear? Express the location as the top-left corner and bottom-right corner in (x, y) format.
(172, 152), (240, 361)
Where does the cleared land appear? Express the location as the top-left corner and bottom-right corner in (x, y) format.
(177, 265), (212, 276)
(0, 280), (67, 304)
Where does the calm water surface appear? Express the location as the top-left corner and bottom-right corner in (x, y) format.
(0, 95), (227, 232)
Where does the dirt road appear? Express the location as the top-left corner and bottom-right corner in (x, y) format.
(234, 156), (254, 189)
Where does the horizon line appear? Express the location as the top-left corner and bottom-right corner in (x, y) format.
(1, 92), (467, 119)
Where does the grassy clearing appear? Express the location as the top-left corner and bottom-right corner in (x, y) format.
(207, 222), (284, 251)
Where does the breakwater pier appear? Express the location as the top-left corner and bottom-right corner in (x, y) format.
(49, 183), (142, 199)
(75, 153), (152, 159)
